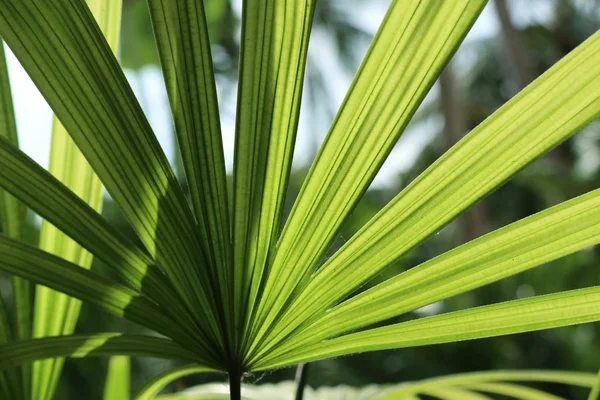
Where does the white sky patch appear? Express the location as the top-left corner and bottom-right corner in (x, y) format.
(5, 43), (52, 169)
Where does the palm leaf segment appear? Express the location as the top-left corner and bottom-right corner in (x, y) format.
(0, 0), (599, 386)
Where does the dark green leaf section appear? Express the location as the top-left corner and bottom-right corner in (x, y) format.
(0, 334), (200, 371)
(0, 282), (21, 399)
(0, 36), (31, 400)
(0, 138), (194, 319)
(32, 3), (122, 397)
(148, 0), (233, 346)
(0, 235), (217, 363)
(233, 0), (315, 355)
(0, 0), (223, 346)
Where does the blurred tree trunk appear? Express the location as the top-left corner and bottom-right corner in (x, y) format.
(494, 0), (568, 175)
(494, 0), (535, 88)
(439, 64), (488, 242)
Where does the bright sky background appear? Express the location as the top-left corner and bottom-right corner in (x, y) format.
(4, 1), (552, 189)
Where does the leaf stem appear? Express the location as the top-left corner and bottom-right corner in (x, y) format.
(294, 363), (311, 400)
(229, 370), (242, 400)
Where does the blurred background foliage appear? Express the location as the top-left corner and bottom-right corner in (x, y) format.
(1, 0), (600, 398)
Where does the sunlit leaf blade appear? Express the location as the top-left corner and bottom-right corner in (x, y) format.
(250, 0), (487, 354)
(261, 29), (600, 354)
(32, 3), (122, 399)
(380, 370), (596, 399)
(0, 35), (31, 399)
(0, 0), (223, 344)
(589, 368), (600, 400)
(257, 286), (600, 369)
(233, 0), (315, 352)
(421, 387), (492, 400)
(104, 356), (130, 400)
(134, 365), (219, 400)
(0, 234), (214, 361)
(461, 382), (561, 400)
(0, 334), (199, 371)
(148, 0), (232, 340)
(0, 141), (204, 337)
(260, 189), (600, 358)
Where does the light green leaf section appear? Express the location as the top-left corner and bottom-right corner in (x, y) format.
(259, 189), (600, 358)
(104, 356), (130, 400)
(421, 387), (492, 400)
(379, 370), (595, 400)
(258, 286), (600, 369)
(0, 334), (198, 371)
(258, 29), (600, 356)
(0, 0), (223, 344)
(461, 383), (562, 400)
(0, 35), (30, 399)
(249, 0), (487, 354)
(148, 0), (232, 338)
(390, 370), (595, 396)
(134, 365), (219, 400)
(589, 368), (600, 400)
(32, 2), (122, 399)
(232, 0), (316, 354)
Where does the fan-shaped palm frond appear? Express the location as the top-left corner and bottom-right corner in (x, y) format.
(0, 1), (599, 399)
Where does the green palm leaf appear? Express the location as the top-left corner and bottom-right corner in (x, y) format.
(0, 235), (215, 361)
(258, 286), (600, 369)
(0, 32), (30, 400)
(250, 0), (488, 350)
(257, 29), (600, 356)
(0, 0), (223, 345)
(0, 0), (598, 397)
(457, 383), (561, 400)
(31, 3), (121, 398)
(420, 387), (492, 400)
(0, 334), (199, 370)
(589, 369), (600, 400)
(0, 139), (180, 303)
(256, 189), (600, 359)
(104, 356), (130, 400)
(134, 365), (219, 400)
(379, 370), (596, 399)
(232, 0), (316, 357)
(148, 0), (232, 341)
